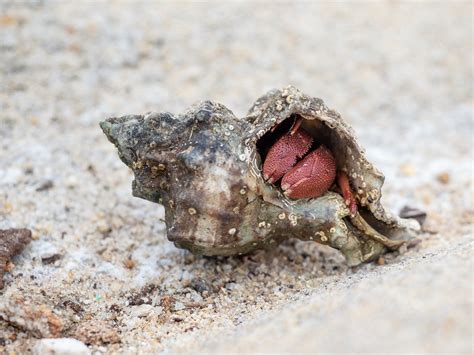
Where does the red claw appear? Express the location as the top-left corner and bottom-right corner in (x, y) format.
(281, 145), (336, 199)
(262, 122), (358, 213)
(262, 128), (313, 183)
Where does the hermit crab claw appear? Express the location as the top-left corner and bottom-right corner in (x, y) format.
(280, 145), (336, 199)
(262, 128), (313, 183)
(101, 86), (418, 266)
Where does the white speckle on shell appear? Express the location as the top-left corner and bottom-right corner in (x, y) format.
(228, 228), (237, 235)
(314, 231), (328, 242)
(188, 208), (197, 215)
(276, 100), (283, 111)
(369, 189), (380, 200)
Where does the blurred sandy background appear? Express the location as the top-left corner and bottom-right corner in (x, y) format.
(0, 1), (472, 353)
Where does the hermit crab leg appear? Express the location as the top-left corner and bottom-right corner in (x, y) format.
(337, 171), (358, 217)
(270, 116), (303, 134)
(289, 117), (303, 135)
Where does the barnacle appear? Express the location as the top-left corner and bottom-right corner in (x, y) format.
(101, 86), (418, 266)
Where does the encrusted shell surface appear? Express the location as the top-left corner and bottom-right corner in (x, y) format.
(101, 86), (417, 266)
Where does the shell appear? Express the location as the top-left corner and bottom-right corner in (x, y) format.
(100, 86), (418, 266)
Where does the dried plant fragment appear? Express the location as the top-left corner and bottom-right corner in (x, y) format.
(0, 228), (31, 289)
(399, 205), (427, 226)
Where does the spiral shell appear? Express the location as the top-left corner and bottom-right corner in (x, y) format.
(101, 86), (417, 266)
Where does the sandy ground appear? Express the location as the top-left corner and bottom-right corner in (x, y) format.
(0, 1), (472, 353)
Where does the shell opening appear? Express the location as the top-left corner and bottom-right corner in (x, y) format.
(256, 114), (341, 191)
(256, 114), (404, 250)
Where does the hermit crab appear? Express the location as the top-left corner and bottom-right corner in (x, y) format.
(101, 86), (417, 266)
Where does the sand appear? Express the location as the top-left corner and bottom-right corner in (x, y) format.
(0, 1), (472, 353)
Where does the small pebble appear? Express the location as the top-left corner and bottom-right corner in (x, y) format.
(436, 171), (450, 184)
(34, 338), (90, 355)
(190, 279), (209, 294)
(173, 302), (186, 311)
(36, 180), (54, 192)
(41, 253), (62, 265)
(154, 306), (163, 316)
(399, 205), (427, 226)
(130, 304), (154, 318)
(123, 258), (136, 269)
(96, 221), (111, 234)
(225, 282), (238, 291)
(65, 176), (79, 188)
(189, 291), (204, 303)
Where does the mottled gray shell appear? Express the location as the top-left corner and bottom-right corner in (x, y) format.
(101, 86), (417, 266)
